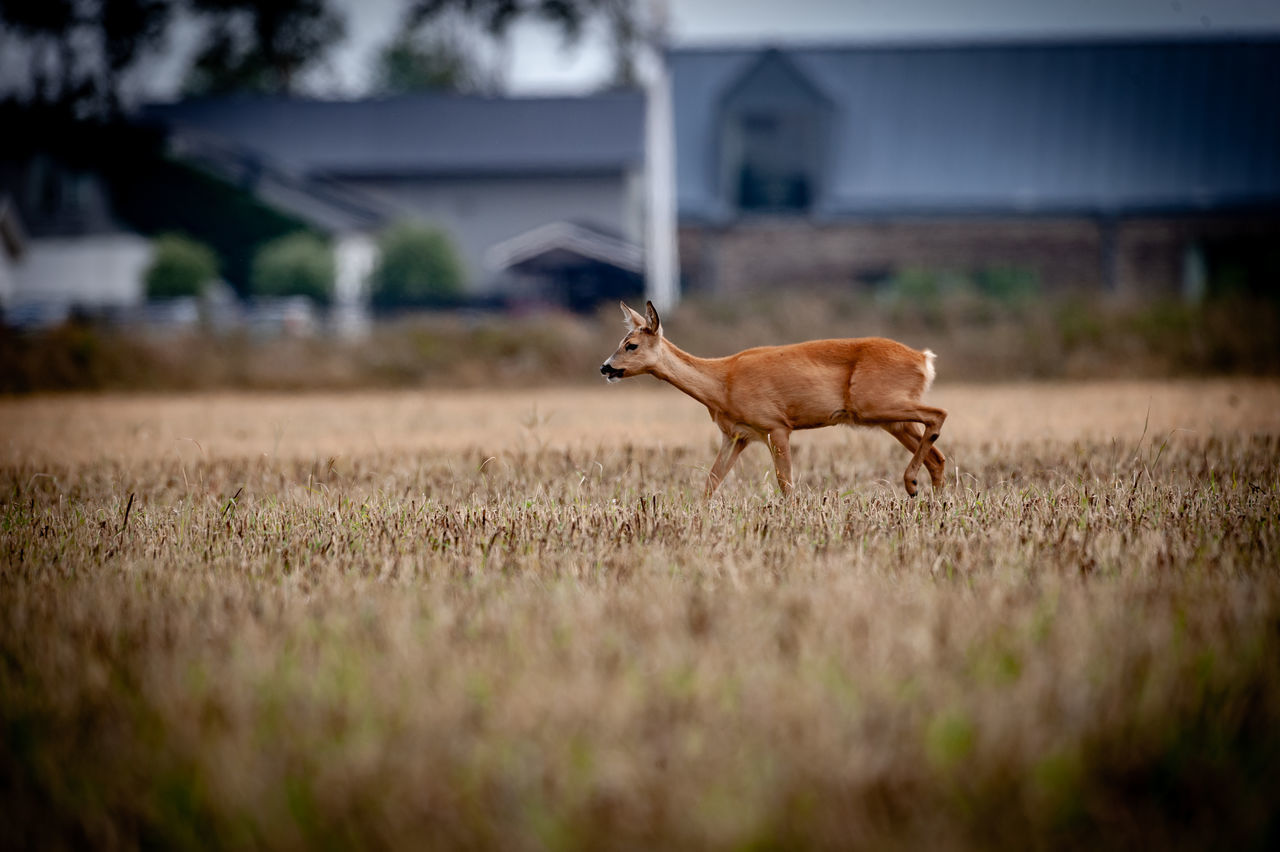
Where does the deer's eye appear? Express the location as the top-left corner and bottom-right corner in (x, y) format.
(625, 342), (639, 351)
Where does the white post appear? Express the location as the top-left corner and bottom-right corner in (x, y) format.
(333, 231), (375, 339)
(643, 0), (680, 313)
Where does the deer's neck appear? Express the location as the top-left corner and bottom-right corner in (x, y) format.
(652, 340), (730, 413)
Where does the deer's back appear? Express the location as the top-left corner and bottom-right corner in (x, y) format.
(721, 337), (931, 429)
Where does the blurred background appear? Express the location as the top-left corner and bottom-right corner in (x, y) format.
(1, 0), (1279, 391)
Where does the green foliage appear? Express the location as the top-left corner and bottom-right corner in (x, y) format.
(251, 233), (334, 305)
(879, 267), (963, 328)
(887, 267), (949, 303)
(926, 710), (976, 770)
(0, 0), (175, 116)
(372, 30), (497, 94)
(1052, 297), (1106, 349)
(145, 234), (218, 300)
(370, 222), (466, 308)
(884, 266), (1039, 308)
(183, 0), (346, 96)
(406, 0), (643, 88)
(104, 134), (313, 297)
(974, 266), (1041, 305)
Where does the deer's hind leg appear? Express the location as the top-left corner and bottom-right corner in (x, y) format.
(881, 422), (946, 490)
(856, 403), (947, 496)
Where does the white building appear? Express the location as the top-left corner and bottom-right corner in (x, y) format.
(0, 160), (151, 324)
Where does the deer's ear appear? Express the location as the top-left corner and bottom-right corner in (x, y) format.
(620, 301), (647, 331)
(645, 301), (663, 337)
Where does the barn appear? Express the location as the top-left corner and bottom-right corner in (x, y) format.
(670, 37), (1280, 299)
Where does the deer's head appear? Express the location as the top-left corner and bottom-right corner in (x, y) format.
(600, 301), (663, 383)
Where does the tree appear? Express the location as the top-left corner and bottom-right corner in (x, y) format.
(145, 234), (218, 300)
(596, 0), (641, 88)
(183, 0), (346, 96)
(370, 222), (465, 308)
(407, 0), (591, 41)
(0, 0), (175, 116)
(371, 28), (499, 95)
(251, 232), (334, 304)
(402, 0), (648, 91)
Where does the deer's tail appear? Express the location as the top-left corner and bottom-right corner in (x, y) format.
(922, 349), (937, 393)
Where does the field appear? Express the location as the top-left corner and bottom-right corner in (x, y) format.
(3, 379), (1280, 850)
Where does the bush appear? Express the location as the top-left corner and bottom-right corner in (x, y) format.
(251, 233), (334, 305)
(886, 267), (947, 303)
(975, 266), (1040, 306)
(370, 222), (465, 308)
(145, 234), (218, 300)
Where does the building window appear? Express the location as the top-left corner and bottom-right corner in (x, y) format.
(728, 109), (820, 214)
(715, 49), (833, 217)
(28, 156), (64, 218)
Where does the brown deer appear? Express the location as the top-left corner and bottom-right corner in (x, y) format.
(600, 301), (946, 498)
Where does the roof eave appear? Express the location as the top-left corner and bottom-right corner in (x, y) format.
(320, 162), (641, 181)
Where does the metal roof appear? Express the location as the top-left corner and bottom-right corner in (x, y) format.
(142, 91), (646, 178)
(670, 38), (1280, 220)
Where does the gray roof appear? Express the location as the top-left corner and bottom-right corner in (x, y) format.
(671, 38), (1280, 220)
(142, 92), (646, 178)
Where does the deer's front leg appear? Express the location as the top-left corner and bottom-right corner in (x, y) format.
(768, 429), (794, 497)
(706, 433), (747, 498)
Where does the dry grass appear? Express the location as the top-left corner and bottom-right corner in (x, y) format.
(3, 381), (1280, 850)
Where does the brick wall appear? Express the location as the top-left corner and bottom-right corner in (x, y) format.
(678, 214), (1280, 298)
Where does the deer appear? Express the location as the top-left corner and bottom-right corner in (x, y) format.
(600, 301), (947, 499)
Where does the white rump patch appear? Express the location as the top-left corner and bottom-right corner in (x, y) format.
(922, 349), (937, 392)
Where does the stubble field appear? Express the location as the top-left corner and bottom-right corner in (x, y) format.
(2, 380), (1280, 850)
